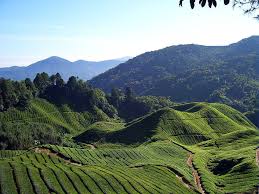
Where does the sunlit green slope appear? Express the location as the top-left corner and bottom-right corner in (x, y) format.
(75, 102), (255, 145)
(0, 98), (109, 149)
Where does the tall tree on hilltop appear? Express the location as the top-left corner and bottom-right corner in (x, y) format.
(66, 76), (78, 90)
(33, 72), (50, 91)
(50, 73), (64, 87)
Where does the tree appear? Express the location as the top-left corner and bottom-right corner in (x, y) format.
(25, 78), (37, 97)
(179, 0), (259, 18)
(50, 73), (64, 87)
(110, 88), (120, 108)
(33, 72), (50, 91)
(125, 86), (134, 102)
(66, 76), (78, 90)
(0, 79), (17, 110)
(0, 94), (3, 111)
(256, 92), (259, 107)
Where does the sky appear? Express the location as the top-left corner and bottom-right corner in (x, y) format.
(0, 0), (259, 67)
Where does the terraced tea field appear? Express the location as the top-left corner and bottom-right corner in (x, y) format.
(0, 142), (198, 194)
(0, 102), (258, 193)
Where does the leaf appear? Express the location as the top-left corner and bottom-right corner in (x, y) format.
(208, 0), (212, 8)
(224, 0), (230, 5)
(199, 0), (206, 7)
(190, 0), (195, 9)
(212, 0), (217, 7)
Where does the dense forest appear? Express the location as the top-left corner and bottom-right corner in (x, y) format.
(90, 36), (259, 113)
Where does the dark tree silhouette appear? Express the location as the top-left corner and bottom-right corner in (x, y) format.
(179, 0), (259, 19)
(179, 0), (229, 8)
(179, 0), (259, 18)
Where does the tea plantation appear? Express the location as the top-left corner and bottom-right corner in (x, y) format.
(0, 102), (258, 194)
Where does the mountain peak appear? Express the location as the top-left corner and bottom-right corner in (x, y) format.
(44, 56), (71, 63)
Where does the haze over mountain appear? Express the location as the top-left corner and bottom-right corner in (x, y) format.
(90, 36), (259, 112)
(0, 56), (130, 80)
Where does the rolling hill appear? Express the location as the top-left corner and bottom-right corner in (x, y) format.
(0, 102), (257, 194)
(0, 56), (130, 80)
(90, 36), (259, 112)
(0, 98), (111, 149)
(74, 102), (256, 145)
(72, 102), (259, 193)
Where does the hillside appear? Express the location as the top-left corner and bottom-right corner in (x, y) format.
(0, 56), (129, 80)
(72, 102), (259, 193)
(0, 102), (257, 194)
(0, 98), (110, 149)
(90, 36), (259, 112)
(75, 102), (255, 145)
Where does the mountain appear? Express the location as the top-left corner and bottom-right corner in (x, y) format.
(0, 56), (129, 80)
(90, 36), (259, 112)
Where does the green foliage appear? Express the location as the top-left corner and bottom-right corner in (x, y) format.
(0, 78), (34, 111)
(41, 74), (117, 117)
(107, 88), (175, 121)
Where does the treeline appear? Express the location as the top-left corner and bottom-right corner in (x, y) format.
(36, 73), (117, 117)
(0, 73), (116, 117)
(0, 72), (174, 121)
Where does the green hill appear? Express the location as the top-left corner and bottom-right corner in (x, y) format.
(90, 36), (259, 112)
(0, 98), (110, 149)
(75, 102), (255, 145)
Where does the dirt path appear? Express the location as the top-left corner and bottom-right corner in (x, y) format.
(85, 144), (96, 150)
(187, 153), (206, 194)
(34, 147), (82, 166)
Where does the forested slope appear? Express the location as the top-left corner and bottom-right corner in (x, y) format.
(90, 36), (259, 112)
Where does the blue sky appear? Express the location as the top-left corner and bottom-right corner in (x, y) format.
(0, 0), (259, 67)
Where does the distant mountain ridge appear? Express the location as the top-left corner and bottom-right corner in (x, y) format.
(0, 56), (131, 80)
(90, 36), (259, 111)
